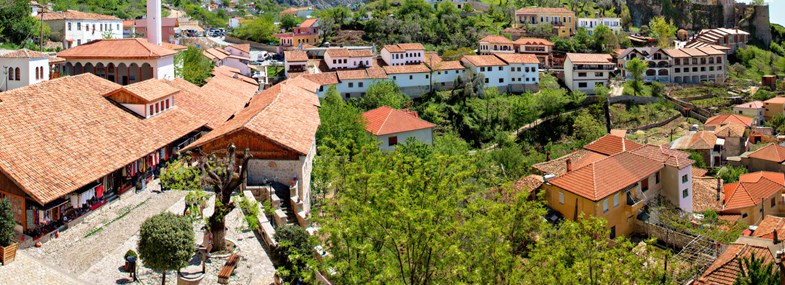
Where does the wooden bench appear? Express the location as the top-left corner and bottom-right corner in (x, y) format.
(217, 253), (240, 284)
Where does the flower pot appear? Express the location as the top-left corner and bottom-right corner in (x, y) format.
(0, 242), (18, 265)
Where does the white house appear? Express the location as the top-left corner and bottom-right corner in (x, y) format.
(302, 72), (340, 97)
(0, 49), (51, 92)
(229, 17), (241, 29)
(324, 48), (374, 70)
(478, 35), (515, 55)
(41, 10), (123, 49)
(460, 55), (509, 90)
(383, 64), (431, 98)
(284, 50), (309, 78)
(425, 53), (465, 91)
(381, 43), (425, 66)
(494, 53), (540, 93)
(733, 101), (765, 126)
(225, 44), (251, 58)
(513, 38), (554, 67)
(563, 53), (613, 95)
(57, 38), (177, 85)
(577, 17), (622, 35)
(362, 106), (436, 151)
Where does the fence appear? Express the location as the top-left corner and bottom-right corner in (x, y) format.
(634, 220), (701, 249)
(629, 114), (683, 132)
(664, 93), (711, 122)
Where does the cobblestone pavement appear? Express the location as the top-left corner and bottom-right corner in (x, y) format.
(0, 251), (86, 285)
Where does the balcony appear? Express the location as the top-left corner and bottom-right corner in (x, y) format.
(573, 65), (614, 71)
(626, 186), (646, 207)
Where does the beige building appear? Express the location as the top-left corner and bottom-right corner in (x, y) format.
(513, 7), (576, 38)
(617, 46), (727, 84)
(763, 97), (785, 121)
(478, 35), (515, 55)
(720, 172), (785, 225)
(563, 53), (613, 94)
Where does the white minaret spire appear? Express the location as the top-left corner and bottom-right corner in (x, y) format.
(146, 0), (162, 45)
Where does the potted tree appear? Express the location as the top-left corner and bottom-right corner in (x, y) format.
(0, 199), (18, 265)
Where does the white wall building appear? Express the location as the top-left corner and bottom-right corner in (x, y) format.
(381, 43), (425, 66)
(383, 64), (431, 98)
(42, 10), (123, 49)
(57, 38), (177, 85)
(362, 106), (436, 151)
(478, 35), (515, 55)
(563, 53), (613, 95)
(425, 53), (466, 91)
(0, 49), (51, 92)
(495, 53), (540, 93)
(733, 101), (765, 126)
(284, 50), (309, 78)
(461, 55), (510, 90)
(577, 17), (622, 35)
(324, 48), (374, 70)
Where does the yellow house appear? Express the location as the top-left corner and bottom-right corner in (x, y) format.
(542, 135), (695, 238)
(763, 97), (785, 122)
(274, 18), (320, 48)
(721, 171), (785, 225)
(514, 7), (576, 38)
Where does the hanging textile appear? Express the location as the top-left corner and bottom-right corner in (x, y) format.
(96, 185), (104, 198)
(71, 194), (79, 209)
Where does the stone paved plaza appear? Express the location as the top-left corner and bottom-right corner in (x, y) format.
(0, 181), (277, 285)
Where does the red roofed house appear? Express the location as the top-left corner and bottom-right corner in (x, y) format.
(381, 43), (425, 66)
(0, 74), (207, 239)
(57, 38), (178, 85)
(362, 106), (436, 151)
(274, 18), (320, 51)
(721, 171), (785, 225)
(494, 53), (540, 93)
(284, 50), (309, 78)
(704, 113), (754, 130)
(41, 10), (123, 49)
(542, 135), (695, 238)
(733, 100), (765, 125)
(564, 53), (614, 95)
(671, 131), (722, 167)
(382, 64), (432, 98)
(734, 143), (785, 175)
(323, 48), (374, 70)
(763, 97), (785, 122)
(513, 38), (554, 67)
(694, 239), (776, 285)
(513, 7), (576, 38)
(478, 35), (515, 55)
(0, 49), (51, 91)
(424, 53), (466, 91)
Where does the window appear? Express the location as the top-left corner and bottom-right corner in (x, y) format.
(682, 189), (689, 198)
(641, 178), (649, 192)
(348, 82), (353, 88)
(595, 72), (602, 77)
(480, 67), (485, 72)
(772, 197), (776, 208)
(742, 212), (748, 218)
(578, 72), (586, 77)
(14, 68), (19, 81)
(558, 191), (564, 204)
(388, 136), (398, 146)
(35, 67), (39, 80)
(578, 82), (587, 88)
(155, 103), (160, 113)
(485, 78), (489, 84)
(499, 78), (504, 83)
(425, 74), (429, 79)
(7, 67), (12, 81)
(602, 199), (609, 213)
(165, 99), (170, 109)
(409, 75), (413, 80)
(609, 226), (616, 239)
(675, 68), (680, 73)
(656, 172), (660, 184)
(682, 174), (688, 183)
(149, 105), (154, 116)
(498, 66), (502, 71)
(613, 193), (619, 207)
(77, 22), (81, 30)
(359, 82), (363, 88)
(68, 22), (72, 31)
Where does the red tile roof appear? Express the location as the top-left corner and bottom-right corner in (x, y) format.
(0, 49), (49, 58)
(189, 79), (320, 156)
(57, 38), (176, 59)
(695, 243), (775, 285)
(673, 131), (717, 150)
(336, 69), (368, 80)
(302, 72), (340, 85)
(299, 18), (318, 28)
(383, 45), (404, 53)
(362, 106), (436, 136)
(41, 10), (120, 21)
(228, 44), (250, 53)
(203, 48), (229, 61)
(705, 114), (754, 127)
(751, 215), (785, 240)
(324, 48), (350, 58)
(163, 78), (245, 129)
(513, 38), (554, 46)
(479, 35), (513, 45)
(723, 172), (785, 210)
(382, 64), (430, 74)
(494, 53), (539, 64)
(764, 97), (785, 104)
(747, 144), (785, 163)
(583, 134), (643, 156)
(110, 79), (179, 103)
(0, 74), (204, 204)
(693, 167), (709, 178)
(566, 53), (613, 64)
(396, 43), (425, 51)
(630, 144), (694, 169)
(549, 151), (663, 201)
(735, 101), (764, 109)
(349, 49), (373, 57)
(692, 177), (723, 213)
(714, 124), (746, 138)
(284, 50), (308, 62)
(531, 149), (608, 176)
(461, 55), (506, 67)
(515, 7), (573, 14)
(365, 68), (389, 79)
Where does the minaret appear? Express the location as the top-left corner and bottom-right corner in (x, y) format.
(147, 0), (162, 45)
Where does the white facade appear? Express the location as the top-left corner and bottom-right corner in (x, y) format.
(388, 72), (430, 89)
(563, 56), (613, 95)
(324, 53), (374, 70)
(284, 60), (307, 78)
(733, 103), (765, 125)
(432, 68), (465, 89)
(376, 128), (434, 152)
(0, 56), (49, 92)
(506, 63), (539, 85)
(381, 47), (425, 66)
(63, 56), (175, 85)
(229, 18), (241, 29)
(53, 19), (123, 49)
(146, 0), (162, 45)
(577, 18), (622, 35)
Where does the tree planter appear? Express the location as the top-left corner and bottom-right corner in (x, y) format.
(0, 242), (18, 265)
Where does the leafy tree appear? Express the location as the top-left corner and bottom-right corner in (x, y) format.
(316, 87), (375, 150)
(161, 158), (202, 190)
(138, 212), (195, 285)
(596, 0), (614, 17)
(0, 199), (16, 246)
(626, 58), (648, 96)
(535, 88), (569, 116)
(0, 0), (42, 44)
(274, 225), (317, 283)
(649, 16), (677, 48)
(753, 89), (775, 101)
(359, 81), (409, 110)
(573, 28), (593, 52)
(735, 252), (780, 285)
(231, 14), (278, 44)
(592, 25), (619, 53)
(651, 81), (665, 97)
(620, 4), (632, 30)
(280, 14), (302, 31)
(688, 150), (708, 169)
(718, 165), (748, 183)
(768, 113), (785, 134)
(573, 110), (606, 143)
(176, 46), (214, 86)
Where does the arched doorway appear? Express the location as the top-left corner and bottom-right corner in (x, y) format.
(84, 63), (95, 77)
(140, 63), (154, 82)
(128, 63), (140, 84)
(107, 63), (116, 83)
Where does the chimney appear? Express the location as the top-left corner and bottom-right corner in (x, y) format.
(566, 158), (572, 172)
(546, 151), (551, 161)
(146, 0), (162, 45)
(716, 177), (722, 201)
(775, 229), (780, 244)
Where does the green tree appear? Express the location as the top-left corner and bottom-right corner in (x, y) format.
(626, 57), (648, 96)
(718, 165), (748, 183)
(0, 199), (16, 247)
(274, 225), (317, 282)
(687, 150), (708, 169)
(177, 46), (214, 86)
(649, 16), (677, 48)
(620, 4), (632, 30)
(160, 158), (202, 190)
(231, 14), (278, 44)
(280, 14), (301, 31)
(535, 88), (569, 116)
(573, 110), (606, 143)
(735, 252), (780, 285)
(138, 212), (195, 285)
(359, 81), (409, 110)
(592, 25), (619, 53)
(768, 114), (785, 134)
(0, 0), (42, 44)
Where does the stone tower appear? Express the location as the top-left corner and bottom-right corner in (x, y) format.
(721, 0), (735, 28)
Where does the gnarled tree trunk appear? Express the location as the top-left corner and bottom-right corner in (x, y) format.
(201, 145), (252, 252)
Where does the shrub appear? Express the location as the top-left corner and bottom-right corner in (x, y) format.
(0, 199), (16, 246)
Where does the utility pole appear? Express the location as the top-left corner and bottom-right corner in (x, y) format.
(37, 4), (46, 51)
